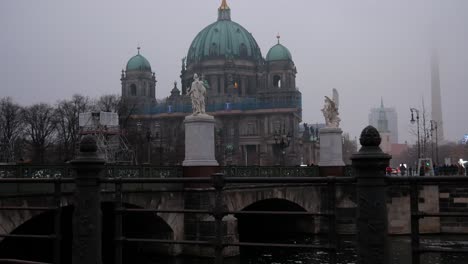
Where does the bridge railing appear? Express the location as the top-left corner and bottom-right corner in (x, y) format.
(0, 165), (72, 179)
(221, 165), (320, 177)
(0, 164), (322, 178)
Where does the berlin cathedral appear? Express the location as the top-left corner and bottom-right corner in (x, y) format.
(120, 0), (304, 166)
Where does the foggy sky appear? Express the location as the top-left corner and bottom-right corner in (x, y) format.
(1, 0), (468, 143)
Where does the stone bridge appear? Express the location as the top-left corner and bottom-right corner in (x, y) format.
(0, 179), (446, 261)
(0, 180), (331, 259)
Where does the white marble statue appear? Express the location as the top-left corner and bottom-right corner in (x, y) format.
(187, 74), (207, 115)
(321, 88), (341, 128)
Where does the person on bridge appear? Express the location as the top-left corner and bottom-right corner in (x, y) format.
(399, 164), (406, 176)
(386, 166), (392, 176)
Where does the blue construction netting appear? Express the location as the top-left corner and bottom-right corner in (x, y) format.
(144, 98), (302, 115)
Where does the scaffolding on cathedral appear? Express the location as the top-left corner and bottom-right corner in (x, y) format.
(78, 112), (134, 164)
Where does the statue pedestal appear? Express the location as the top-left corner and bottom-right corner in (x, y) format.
(318, 127), (345, 175)
(183, 114), (218, 167)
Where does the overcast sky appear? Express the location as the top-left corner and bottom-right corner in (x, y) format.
(1, 0), (468, 143)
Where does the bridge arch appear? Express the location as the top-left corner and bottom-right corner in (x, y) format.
(224, 185), (321, 213)
(0, 193), (184, 262)
(234, 198), (315, 243)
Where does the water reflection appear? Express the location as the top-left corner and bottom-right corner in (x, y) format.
(136, 235), (468, 264)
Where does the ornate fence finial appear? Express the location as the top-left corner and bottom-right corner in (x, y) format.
(359, 125), (381, 147)
(79, 136), (98, 153)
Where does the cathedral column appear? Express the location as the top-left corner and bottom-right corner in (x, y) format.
(282, 73), (286, 89)
(241, 77), (247, 96)
(220, 75), (225, 95)
(210, 75), (218, 96)
(267, 74), (272, 89)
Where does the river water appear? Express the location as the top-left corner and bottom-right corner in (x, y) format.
(135, 235), (468, 264)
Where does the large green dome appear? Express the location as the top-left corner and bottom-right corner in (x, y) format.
(186, 2), (262, 64)
(266, 43), (292, 62)
(126, 49), (152, 72)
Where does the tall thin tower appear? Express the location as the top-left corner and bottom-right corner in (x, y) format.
(431, 52), (444, 141)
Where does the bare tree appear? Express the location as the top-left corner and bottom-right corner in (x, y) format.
(408, 98), (432, 160)
(92, 94), (137, 129)
(22, 103), (57, 163)
(342, 133), (357, 165)
(0, 97), (23, 162)
(56, 94), (90, 161)
(118, 97), (139, 130)
(95, 94), (121, 112)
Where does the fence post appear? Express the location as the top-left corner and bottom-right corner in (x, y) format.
(70, 136), (105, 264)
(351, 126), (391, 264)
(409, 180), (420, 264)
(53, 178), (62, 264)
(327, 177), (337, 264)
(211, 173), (226, 264)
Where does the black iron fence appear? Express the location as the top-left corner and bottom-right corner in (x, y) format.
(3, 171), (468, 264)
(387, 176), (468, 263)
(0, 177), (73, 264)
(108, 175), (349, 264)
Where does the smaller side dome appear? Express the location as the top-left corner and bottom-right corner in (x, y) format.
(126, 47), (152, 72)
(266, 43), (292, 62)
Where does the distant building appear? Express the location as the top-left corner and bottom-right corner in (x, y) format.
(369, 99), (398, 144)
(431, 52), (445, 142)
(369, 98), (392, 154)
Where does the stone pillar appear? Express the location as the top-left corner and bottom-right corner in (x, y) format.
(351, 126), (391, 264)
(183, 114), (219, 183)
(183, 114), (218, 167)
(70, 136), (105, 264)
(282, 73), (286, 88)
(241, 77), (247, 96)
(318, 127), (345, 176)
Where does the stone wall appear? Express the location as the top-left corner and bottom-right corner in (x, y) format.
(387, 186), (440, 234)
(439, 185), (468, 233)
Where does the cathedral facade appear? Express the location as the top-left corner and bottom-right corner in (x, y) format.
(121, 0), (302, 166)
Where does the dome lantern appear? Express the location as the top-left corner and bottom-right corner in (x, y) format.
(126, 47), (152, 72)
(218, 0), (231, 21)
(266, 36), (293, 62)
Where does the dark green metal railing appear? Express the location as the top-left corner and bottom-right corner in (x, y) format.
(0, 165), (319, 179)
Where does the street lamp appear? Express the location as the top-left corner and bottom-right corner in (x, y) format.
(430, 120), (439, 165)
(410, 108), (420, 159)
(146, 128), (151, 164)
(153, 122), (163, 166)
(310, 124), (320, 165)
(136, 121), (142, 165)
(274, 126), (292, 166)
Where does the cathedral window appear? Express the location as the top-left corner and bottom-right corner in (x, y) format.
(239, 43), (248, 57)
(130, 84), (137, 96)
(273, 75), (281, 88)
(209, 43), (218, 56)
(247, 122), (256, 136)
(272, 121), (281, 134)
